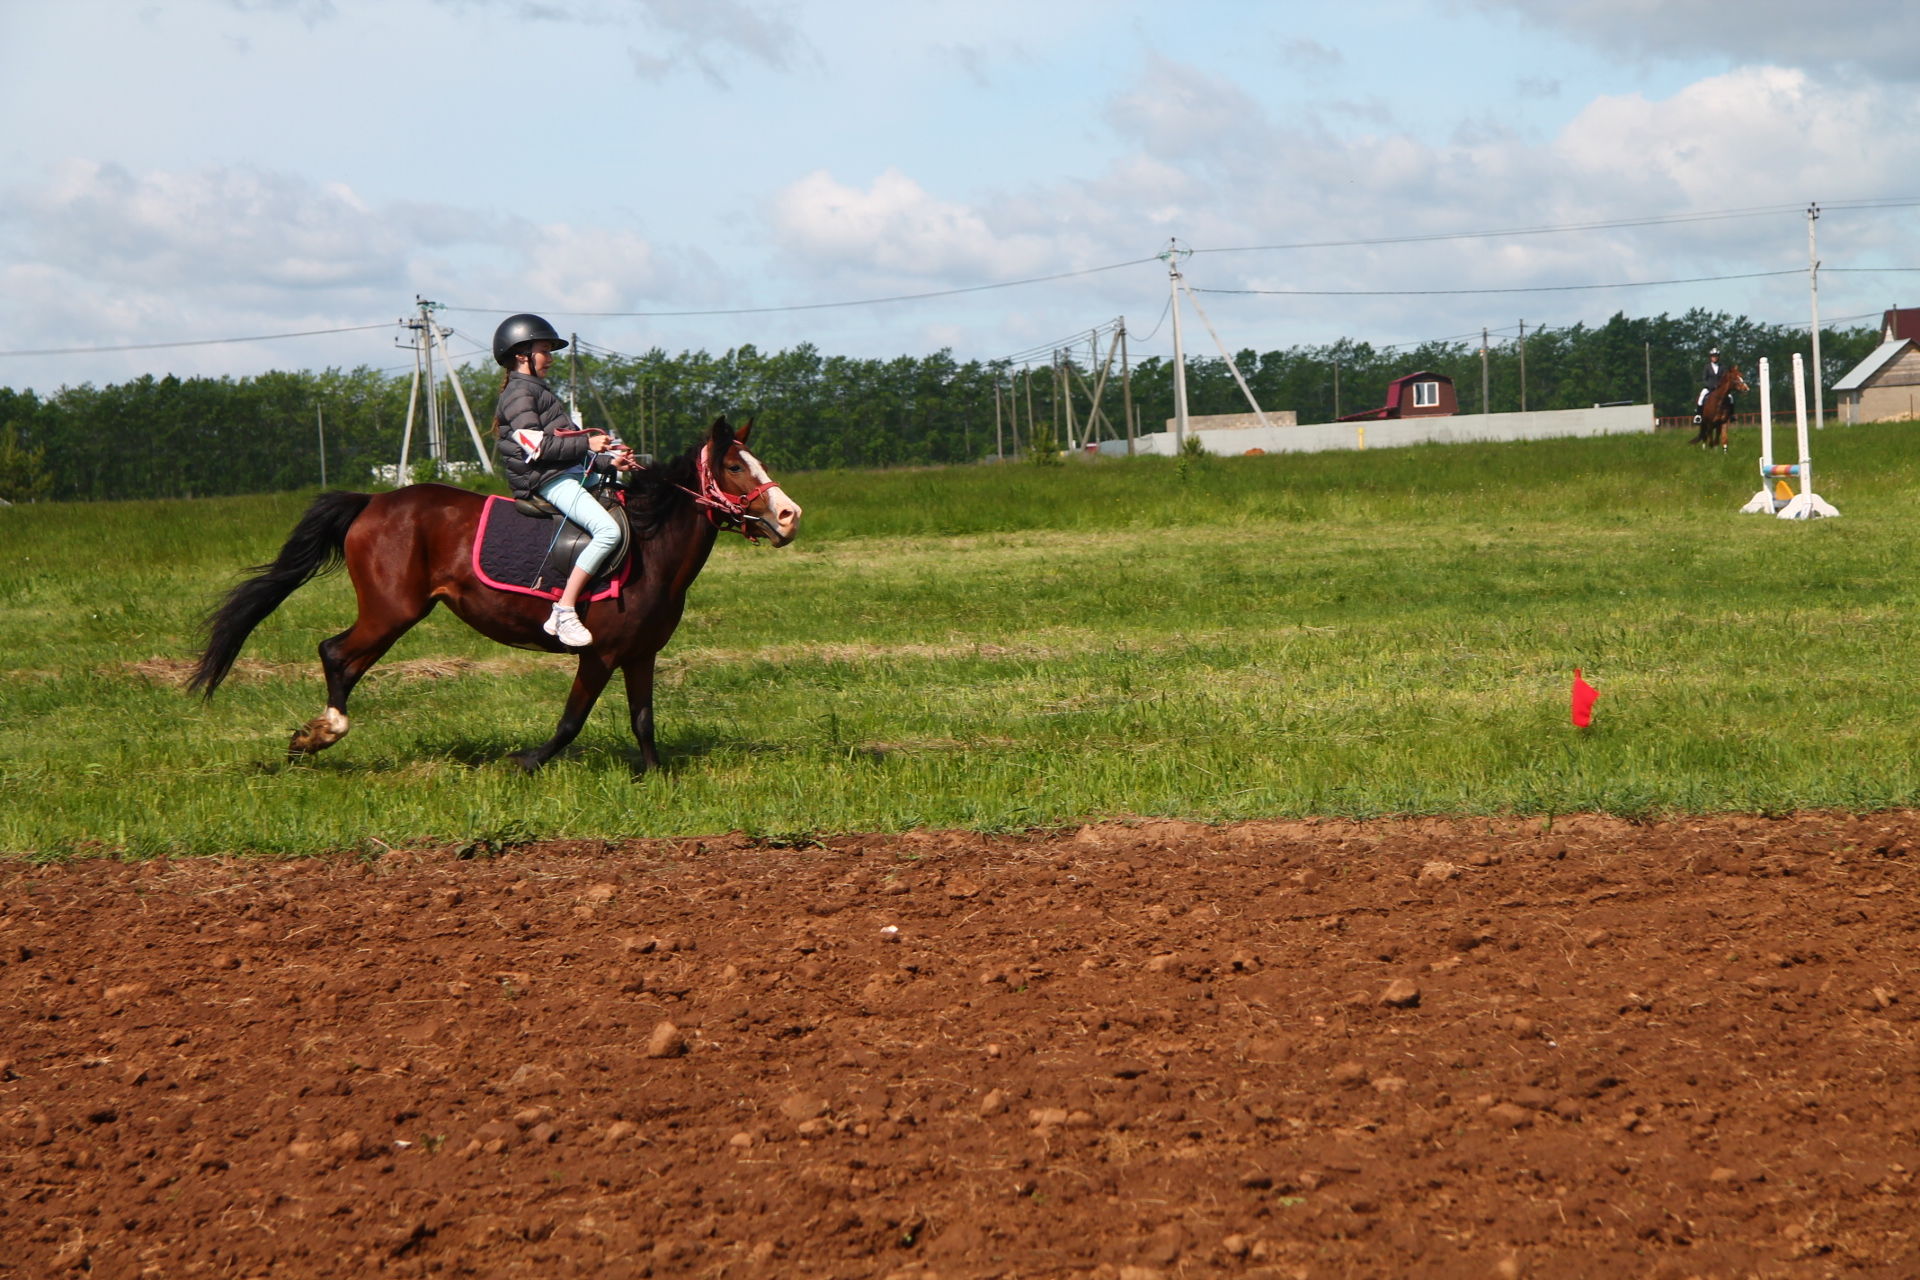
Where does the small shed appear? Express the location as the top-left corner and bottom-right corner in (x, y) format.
(1833, 308), (1920, 424)
(1335, 371), (1457, 422)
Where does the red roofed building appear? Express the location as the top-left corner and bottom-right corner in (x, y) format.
(1335, 371), (1457, 422)
(1833, 307), (1920, 423)
(1881, 307), (1920, 341)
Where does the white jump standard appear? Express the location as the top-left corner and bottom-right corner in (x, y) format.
(1740, 353), (1838, 520)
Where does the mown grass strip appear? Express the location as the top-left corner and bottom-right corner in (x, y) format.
(3, 422), (1916, 856)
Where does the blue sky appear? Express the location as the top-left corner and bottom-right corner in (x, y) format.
(3, 0), (1917, 393)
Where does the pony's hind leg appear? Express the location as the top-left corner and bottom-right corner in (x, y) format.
(289, 606), (435, 758)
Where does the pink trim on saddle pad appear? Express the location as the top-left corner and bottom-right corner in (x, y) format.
(472, 495), (628, 602)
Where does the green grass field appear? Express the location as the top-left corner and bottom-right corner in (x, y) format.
(3, 422), (1916, 857)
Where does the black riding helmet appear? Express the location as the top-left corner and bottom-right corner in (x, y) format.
(492, 313), (568, 368)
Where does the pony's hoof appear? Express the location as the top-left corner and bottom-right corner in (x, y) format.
(289, 708), (349, 756)
(509, 751), (544, 775)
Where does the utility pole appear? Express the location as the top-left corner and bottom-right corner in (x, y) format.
(317, 407), (327, 487)
(422, 303), (441, 463)
(1052, 351), (1065, 451)
(1172, 268), (1273, 429)
(397, 297), (493, 479)
(428, 314), (489, 469)
(1162, 240), (1191, 451)
(569, 332), (581, 428)
(1120, 318), (1135, 457)
(1024, 365), (1036, 457)
(1807, 202), (1825, 428)
(1518, 319), (1528, 413)
(397, 324), (421, 484)
(1058, 348), (1079, 449)
(993, 379), (1004, 462)
(1333, 358), (1341, 421)
(1481, 328), (1490, 415)
(1643, 341), (1652, 409)
(1088, 328), (1101, 442)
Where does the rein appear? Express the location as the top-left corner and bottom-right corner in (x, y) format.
(678, 444), (777, 542)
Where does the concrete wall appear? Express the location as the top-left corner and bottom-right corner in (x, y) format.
(1094, 403), (1655, 458)
(1161, 410), (1299, 431)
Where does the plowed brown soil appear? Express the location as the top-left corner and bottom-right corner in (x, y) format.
(5, 812), (1919, 1279)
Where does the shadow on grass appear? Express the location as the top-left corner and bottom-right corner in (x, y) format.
(236, 726), (786, 777)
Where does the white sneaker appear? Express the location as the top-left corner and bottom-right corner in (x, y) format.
(544, 604), (593, 647)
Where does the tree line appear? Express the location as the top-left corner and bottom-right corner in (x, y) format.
(0, 307), (1883, 503)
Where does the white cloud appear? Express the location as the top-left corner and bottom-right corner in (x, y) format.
(1044, 51), (1920, 355)
(513, 222), (671, 313)
(15, 160), (407, 295)
(1553, 68), (1914, 218)
(0, 158), (693, 383)
(1105, 55), (1269, 165)
(768, 168), (1061, 282)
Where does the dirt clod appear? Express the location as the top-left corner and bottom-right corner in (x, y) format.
(643, 1021), (686, 1058)
(1378, 977), (1422, 1007)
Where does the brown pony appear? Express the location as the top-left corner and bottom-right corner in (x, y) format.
(1693, 362), (1750, 451)
(189, 417), (801, 773)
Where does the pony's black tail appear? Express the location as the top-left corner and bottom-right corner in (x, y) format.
(189, 491), (373, 698)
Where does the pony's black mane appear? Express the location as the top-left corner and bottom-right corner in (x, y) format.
(622, 425), (735, 539)
(621, 447), (697, 539)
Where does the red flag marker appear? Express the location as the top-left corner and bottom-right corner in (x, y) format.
(1571, 668), (1599, 728)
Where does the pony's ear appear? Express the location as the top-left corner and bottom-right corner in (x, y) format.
(707, 415), (737, 452)
(736, 418), (754, 444)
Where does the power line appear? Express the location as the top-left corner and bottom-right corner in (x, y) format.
(0, 321), (397, 359)
(1196, 268), (1804, 299)
(9, 200), (1916, 364)
(440, 256), (1163, 322)
(999, 317), (1123, 367)
(1189, 198), (1920, 258)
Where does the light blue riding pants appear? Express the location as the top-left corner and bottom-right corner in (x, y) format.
(536, 473), (621, 578)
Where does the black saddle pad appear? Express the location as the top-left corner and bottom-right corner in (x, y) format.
(473, 495), (631, 601)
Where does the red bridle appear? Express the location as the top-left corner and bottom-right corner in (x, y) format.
(680, 442), (779, 542)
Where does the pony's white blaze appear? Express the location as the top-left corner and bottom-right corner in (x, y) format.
(738, 446), (802, 542)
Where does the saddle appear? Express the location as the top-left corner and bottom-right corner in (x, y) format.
(473, 489), (632, 602)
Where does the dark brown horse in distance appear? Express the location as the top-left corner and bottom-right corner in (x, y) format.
(189, 417), (800, 773)
(1693, 362), (1750, 451)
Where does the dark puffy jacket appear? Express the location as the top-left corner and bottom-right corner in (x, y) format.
(494, 372), (606, 497)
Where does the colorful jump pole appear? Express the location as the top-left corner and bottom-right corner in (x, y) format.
(1740, 357), (1777, 513)
(1777, 353), (1838, 519)
(1739, 353), (1837, 519)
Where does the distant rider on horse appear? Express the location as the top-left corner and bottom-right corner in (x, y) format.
(1694, 345), (1736, 425)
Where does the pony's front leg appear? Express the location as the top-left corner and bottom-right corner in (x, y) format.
(622, 652), (661, 774)
(512, 652), (614, 773)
